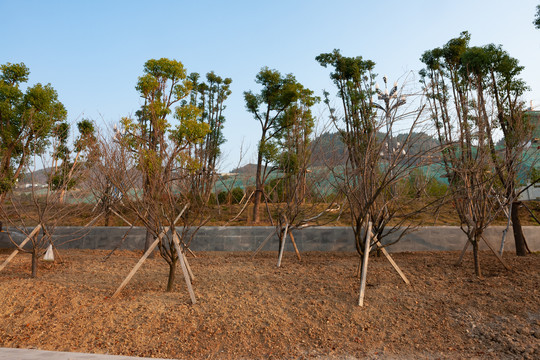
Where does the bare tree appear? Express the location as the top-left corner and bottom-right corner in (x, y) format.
(0, 121), (95, 277)
(317, 50), (437, 257)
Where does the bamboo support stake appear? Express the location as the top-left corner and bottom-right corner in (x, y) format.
(358, 222), (372, 307)
(289, 232), (301, 261)
(252, 230), (276, 259)
(110, 208), (133, 227)
(0, 224), (42, 272)
(111, 236), (160, 298)
(173, 232), (196, 304)
(276, 223), (289, 268)
(499, 202), (512, 256)
(481, 235), (511, 270)
(375, 240), (410, 285)
(456, 239), (470, 266)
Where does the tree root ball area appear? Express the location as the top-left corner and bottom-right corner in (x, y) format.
(0, 250), (539, 359)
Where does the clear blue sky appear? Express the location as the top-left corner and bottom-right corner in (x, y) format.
(2, 0), (540, 171)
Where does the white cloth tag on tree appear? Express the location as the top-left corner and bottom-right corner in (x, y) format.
(43, 244), (54, 261)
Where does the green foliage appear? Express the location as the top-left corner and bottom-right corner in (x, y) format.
(535, 4), (540, 29)
(0, 62), (67, 195)
(231, 187), (244, 203)
(217, 187), (244, 204)
(426, 178), (448, 197)
(217, 190), (228, 204)
(316, 49), (377, 153)
(125, 58), (210, 178)
(265, 178), (285, 203)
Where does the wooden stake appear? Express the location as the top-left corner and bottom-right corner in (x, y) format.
(110, 208), (133, 227)
(456, 239), (470, 266)
(375, 241), (410, 285)
(499, 202), (512, 256)
(252, 230), (277, 259)
(173, 232), (196, 304)
(289, 232), (301, 261)
(111, 208), (186, 298)
(277, 223), (289, 268)
(0, 224), (42, 273)
(111, 236), (160, 298)
(102, 224), (134, 262)
(358, 222), (372, 307)
(480, 235), (511, 271)
(179, 241), (195, 281)
(83, 212), (104, 228)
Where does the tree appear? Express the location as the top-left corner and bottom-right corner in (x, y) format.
(0, 122), (96, 278)
(49, 119), (97, 203)
(534, 4), (540, 29)
(105, 58), (210, 300)
(252, 87), (341, 267)
(316, 50), (434, 256)
(0, 62), (67, 200)
(188, 71), (232, 201)
(419, 32), (530, 274)
(244, 67), (306, 223)
(420, 32), (534, 263)
(133, 58), (201, 253)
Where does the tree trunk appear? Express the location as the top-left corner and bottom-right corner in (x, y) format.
(252, 189), (261, 223)
(511, 201), (527, 256)
(472, 237), (481, 277)
(252, 140), (265, 224)
(31, 249), (38, 278)
(166, 260), (176, 292)
(104, 208), (111, 226)
(144, 229), (154, 258)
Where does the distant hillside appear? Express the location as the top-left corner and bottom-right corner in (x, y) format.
(230, 163), (258, 175)
(311, 131), (441, 166)
(18, 168), (50, 185)
(230, 131), (440, 172)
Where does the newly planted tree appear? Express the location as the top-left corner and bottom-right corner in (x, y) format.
(317, 50), (435, 256)
(419, 32), (529, 274)
(252, 87), (342, 266)
(0, 122), (96, 277)
(105, 58), (210, 301)
(244, 68), (306, 223)
(188, 71), (232, 201)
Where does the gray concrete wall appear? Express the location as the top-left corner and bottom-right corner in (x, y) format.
(1, 225), (539, 252)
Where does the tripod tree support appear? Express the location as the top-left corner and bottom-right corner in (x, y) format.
(0, 224), (42, 273)
(172, 232), (196, 304)
(111, 208), (186, 299)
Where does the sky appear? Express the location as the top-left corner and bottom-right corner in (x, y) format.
(2, 0), (540, 171)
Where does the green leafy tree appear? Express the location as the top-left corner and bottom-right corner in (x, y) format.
(244, 67), (306, 223)
(108, 58), (209, 298)
(534, 4), (540, 28)
(0, 62), (66, 199)
(188, 71), (232, 200)
(420, 32), (532, 274)
(50, 119), (97, 203)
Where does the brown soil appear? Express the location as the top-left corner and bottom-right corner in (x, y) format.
(1, 249), (539, 359)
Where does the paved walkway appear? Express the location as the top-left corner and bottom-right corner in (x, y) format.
(0, 348), (174, 360)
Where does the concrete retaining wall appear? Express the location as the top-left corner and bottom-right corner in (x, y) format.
(1, 226), (539, 252)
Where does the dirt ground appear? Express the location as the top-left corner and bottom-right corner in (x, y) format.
(0, 249), (539, 359)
